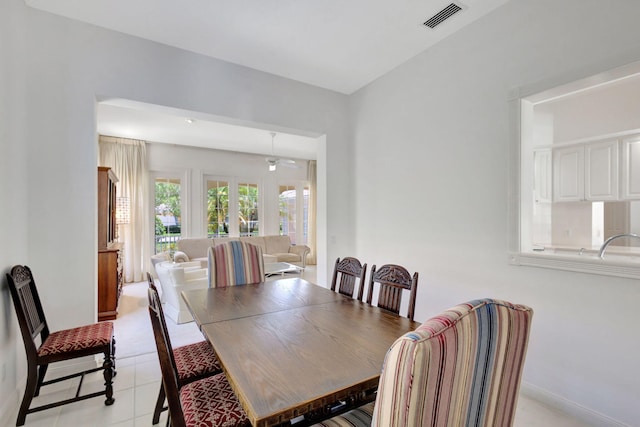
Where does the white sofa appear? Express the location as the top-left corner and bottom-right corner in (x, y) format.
(173, 235), (310, 269)
(154, 261), (208, 324)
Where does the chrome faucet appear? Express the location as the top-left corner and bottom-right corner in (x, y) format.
(598, 233), (640, 259)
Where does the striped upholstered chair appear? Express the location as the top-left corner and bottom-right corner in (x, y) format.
(313, 298), (533, 427)
(207, 241), (265, 288)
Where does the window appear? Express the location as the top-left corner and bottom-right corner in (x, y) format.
(512, 62), (640, 278)
(238, 182), (259, 236)
(278, 183), (310, 245)
(206, 179), (229, 237)
(279, 185), (297, 243)
(303, 185), (310, 245)
(154, 177), (181, 254)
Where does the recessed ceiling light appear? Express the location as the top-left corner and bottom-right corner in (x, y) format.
(185, 118), (195, 124)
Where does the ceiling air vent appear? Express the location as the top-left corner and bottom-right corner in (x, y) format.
(423, 3), (463, 29)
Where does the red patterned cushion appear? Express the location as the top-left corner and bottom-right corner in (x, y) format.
(174, 340), (222, 381)
(38, 322), (113, 357)
(180, 373), (250, 427)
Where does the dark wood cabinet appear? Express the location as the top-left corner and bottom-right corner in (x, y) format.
(98, 167), (123, 321)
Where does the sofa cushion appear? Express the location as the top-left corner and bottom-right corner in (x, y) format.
(273, 253), (299, 263)
(240, 236), (266, 253)
(175, 235), (308, 268)
(262, 254), (278, 264)
(176, 238), (215, 259)
(264, 235), (292, 254)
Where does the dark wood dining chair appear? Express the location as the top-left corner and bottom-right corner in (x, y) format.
(312, 299), (534, 427)
(330, 257), (367, 300)
(147, 283), (250, 427)
(366, 264), (418, 320)
(147, 273), (223, 424)
(207, 241), (265, 287)
(6, 265), (116, 426)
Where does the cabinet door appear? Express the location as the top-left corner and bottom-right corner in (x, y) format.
(585, 139), (618, 201)
(534, 149), (552, 203)
(553, 146), (584, 202)
(621, 136), (640, 200)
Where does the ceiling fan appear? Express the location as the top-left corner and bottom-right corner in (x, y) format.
(265, 132), (297, 171)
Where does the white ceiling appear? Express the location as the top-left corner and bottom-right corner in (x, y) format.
(97, 99), (320, 160)
(27, 0), (510, 156)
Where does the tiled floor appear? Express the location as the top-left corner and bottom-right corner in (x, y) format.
(8, 266), (592, 426)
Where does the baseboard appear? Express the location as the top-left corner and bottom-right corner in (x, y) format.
(520, 381), (629, 427)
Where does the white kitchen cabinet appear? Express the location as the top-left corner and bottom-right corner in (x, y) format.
(621, 136), (640, 200)
(553, 145), (583, 202)
(534, 149), (552, 203)
(585, 139), (618, 201)
(553, 140), (618, 202)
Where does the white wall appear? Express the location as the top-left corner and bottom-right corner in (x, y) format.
(536, 75), (640, 143)
(0, 0), (29, 418)
(350, 0), (640, 424)
(0, 0), (350, 419)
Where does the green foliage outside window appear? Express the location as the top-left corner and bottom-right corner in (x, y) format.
(207, 183), (229, 236)
(238, 183), (259, 236)
(155, 180), (181, 254)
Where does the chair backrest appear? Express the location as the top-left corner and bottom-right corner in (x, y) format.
(6, 265), (50, 359)
(366, 264), (418, 320)
(147, 282), (188, 427)
(330, 257), (367, 300)
(371, 298), (533, 427)
(207, 241), (265, 287)
(146, 271), (155, 288)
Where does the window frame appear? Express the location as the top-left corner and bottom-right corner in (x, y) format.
(151, 170), (188, 255)
(509, 62), (640, 279)
(204, 176), (230, 238)
(277, 180), (310, 245)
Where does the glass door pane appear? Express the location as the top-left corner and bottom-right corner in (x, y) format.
(155, 177), (181, 254)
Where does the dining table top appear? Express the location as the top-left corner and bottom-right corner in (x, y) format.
(182, 278), (345, 327)
(181, 278), (420, 427)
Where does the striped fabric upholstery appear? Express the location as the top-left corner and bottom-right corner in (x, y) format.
(372, 298), (533, 427)
(312, 402), (374, 427)
(208, 241), (265, 287)
(312, 298), (533, 427)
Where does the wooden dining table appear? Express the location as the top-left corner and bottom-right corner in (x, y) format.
(182, 277), (420, 427)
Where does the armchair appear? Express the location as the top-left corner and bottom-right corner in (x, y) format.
(313, 298), (533, 427)
(155, 261), (208, 324)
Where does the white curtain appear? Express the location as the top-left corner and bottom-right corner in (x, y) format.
(99, 136), (149, 283)
(307, 160), (317, 265)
